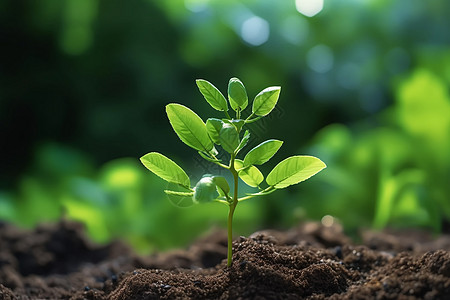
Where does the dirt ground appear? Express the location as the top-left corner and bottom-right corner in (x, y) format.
(0, 220), (449, 299)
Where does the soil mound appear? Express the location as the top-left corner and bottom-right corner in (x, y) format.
(0, 221), (449, 299)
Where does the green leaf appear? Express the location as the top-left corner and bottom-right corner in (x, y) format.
(228, 77), (248, 112)
(243, 139), (283, 167)
(198, 151), (220, 164)
(166, 103), (213, 152)
(206, 118), (223, 144)
(235, 159), (264, 187)
(228, 119), (245, 131)
(165, 182), (195, 207)
(236, 130), (250, 154)
(140, 152), (190, 189)
(219, 122), (240, 153)
(193, 176), (219, 203)
(196, 79), (228, 112)
(213, 176), (230, 195)
(252, 86), (281, 116)
(266, 156), (326, 189)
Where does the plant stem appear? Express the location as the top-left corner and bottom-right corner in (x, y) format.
(227, 200), (236, 267)
(244, 116), (262, 124)
(244, 112), (255, 122)
(237, 186), (276, 202)
(227, 153), (239, 267)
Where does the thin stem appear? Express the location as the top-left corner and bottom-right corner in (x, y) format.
(244, 116), (263, 124)
(227, 201), (236, 267)
(207, 152), (230, 169)
(215, 161), (230, 169)
(214, 199), (230, 205)
(224, 110), (232, 119)
(237, 186), (276, 202)
(227, 153), (239, 267)
(244, 112), (255, 122)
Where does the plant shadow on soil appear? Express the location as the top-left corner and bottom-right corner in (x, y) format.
(0, 220), (450, 299)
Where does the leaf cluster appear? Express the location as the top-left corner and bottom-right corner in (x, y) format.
(140, 78), (326, 207)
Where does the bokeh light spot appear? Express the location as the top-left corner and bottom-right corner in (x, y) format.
(321, 215), (335, 227)
(241, 16), (270, 46)
(306, 44), (334, 73)
(295, 0), (324, 17)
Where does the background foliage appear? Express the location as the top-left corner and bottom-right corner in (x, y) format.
(1, 0), (449, 252)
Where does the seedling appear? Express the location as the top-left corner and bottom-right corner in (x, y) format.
(140, 78), (326, 267)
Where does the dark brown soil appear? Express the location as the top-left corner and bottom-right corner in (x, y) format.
(1, 220), (450, 299)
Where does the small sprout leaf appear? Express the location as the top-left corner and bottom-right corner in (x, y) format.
(206, 118), (223, 144)
(228, 119), (245, 131)
(219, 122), (240, 153)
(213, 176), (230, 195)
(252, 86), (281, 116)
(235, 159), (264, 187)
(193, 175), (219, 203)
(198, 151), (220, 163)
(243, 139), (283, 167)
(236, 130), (250, 154)
(228, 77), (248, 112)
(140, 152), (190, 189)
(196, 79), (228, 112)
(166, 103), (213, 152)
(266, 156), (326, 189)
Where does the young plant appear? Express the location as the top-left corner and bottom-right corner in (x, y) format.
(140, 78), (326, 267)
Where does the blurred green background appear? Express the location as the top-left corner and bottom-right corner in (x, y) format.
(1, 0), (449, 252)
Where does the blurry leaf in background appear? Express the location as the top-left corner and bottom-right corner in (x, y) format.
(33, 143), (94, 181)
(100, 158), (143, 190)
(300, 68), (450, 233)
(62, 193), (110, 242)
(0, 192), (16, 222)
(60, 0), (98, 55)
(395, 70), (450, 227)
(397, 69), (450, 161)
(16, 177), (62, 227)
(374, 168), (430, 230)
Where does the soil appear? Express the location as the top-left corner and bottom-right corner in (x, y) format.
(1, 220), (450, 299)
